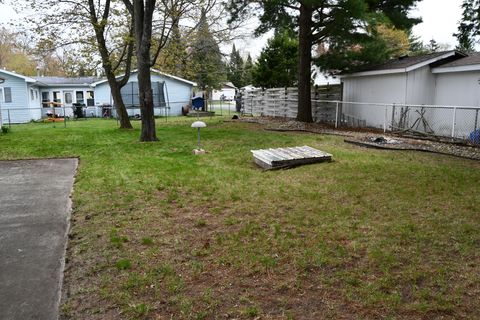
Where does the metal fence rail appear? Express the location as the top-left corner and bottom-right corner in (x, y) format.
(241, 97), (480, 144)
(0, 99), (242, 129)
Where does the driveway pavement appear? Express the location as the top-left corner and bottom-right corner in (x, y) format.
(0, 158), (78, 320)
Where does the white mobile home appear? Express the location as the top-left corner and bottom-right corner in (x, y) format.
(340, 51), (480, 138)
(211, 82), (236, 101)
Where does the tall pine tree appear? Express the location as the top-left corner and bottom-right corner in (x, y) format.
(229, 0), (421, 122)
(191, 8), (226, 95)
(252, 30), (298, 88)
(455, 0), (480, 52)
(227, 44), (245, 88)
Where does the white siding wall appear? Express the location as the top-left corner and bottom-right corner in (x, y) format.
(433, 71), (480, 137)
(406, 66), (435, 105)
(151, 74), (192, 115)
(94, 72), (193, 117)
(212, 88), (236, 100)
(342, 73), (406, 128)
(0, 73), (30, 124)
(434, 71), (480, 106)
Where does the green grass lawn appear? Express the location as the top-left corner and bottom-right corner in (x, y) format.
(1, 118), (479, 319)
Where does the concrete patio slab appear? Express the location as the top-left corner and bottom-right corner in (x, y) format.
(0, 158), (78, 320)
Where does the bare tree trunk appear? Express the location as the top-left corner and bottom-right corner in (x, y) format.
(108, 79), (132, 128)
(133, 0), (158, 141)
(296, 3), (313, 123)
(137, 60), (157, 141)
(88, 0), (133, 129)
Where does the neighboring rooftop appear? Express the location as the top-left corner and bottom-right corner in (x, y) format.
(34, 76), (99, 86)
(433, 52), (480, 68)
(223, 81), (236, 88)
(342, 51), (467, 76)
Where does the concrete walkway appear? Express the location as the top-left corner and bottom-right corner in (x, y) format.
(0, 158), (78, 320)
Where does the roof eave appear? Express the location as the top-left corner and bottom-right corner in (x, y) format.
(432, 64), (480, 73)
(339, 68), (406, 78)
(341, 51), (464, 78)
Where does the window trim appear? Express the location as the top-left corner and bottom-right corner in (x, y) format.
(3, 87), (12, 103)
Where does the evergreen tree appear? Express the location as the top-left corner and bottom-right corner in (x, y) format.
(243, 54), (254, 86)
(455, 0), (480, 52)
(191, 8), (226, 92)
(426, 39), (440, 52)
(407, 30), (428, 55)
(155, 22), (191, 79)
(229, 0), (421, 122)
(252, 31), (298, 88)
(227, 44), (245, 88)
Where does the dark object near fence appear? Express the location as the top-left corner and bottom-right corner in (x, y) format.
(72, 103), (85, 118)
(469, 129), (480, 144)
(232, 115), (239, 120)
(235, 92), (242, 112)
(182, 106), (190, 116)
(192, 97), (204, 110)
(102, 105), (112, 118)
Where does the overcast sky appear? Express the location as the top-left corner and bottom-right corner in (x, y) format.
(0, 0), (466, 58)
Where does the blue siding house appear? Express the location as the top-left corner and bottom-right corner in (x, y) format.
(92, 69), (196, 116)
(0, 69), (40, 125)
(0, 68), (195, 124)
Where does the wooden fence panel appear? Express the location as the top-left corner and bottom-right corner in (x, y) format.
(241, 85), (341, 122)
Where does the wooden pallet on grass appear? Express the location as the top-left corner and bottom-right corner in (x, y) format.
(251, 145), (332, 170)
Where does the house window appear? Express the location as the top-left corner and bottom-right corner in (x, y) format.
(53, 91), (61, 104)
(30, 89), (35, 100)
(64, 92), (73, 104)
(4, 87), (12, 103)
(86, 90), (94, 106)
(0, 88), (3, 103)
(42, 91), (50, 108)
(35, 90), (38, 100)
(76, 91), (84, 104)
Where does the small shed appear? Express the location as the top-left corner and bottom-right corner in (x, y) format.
(92, 69), (196, 117)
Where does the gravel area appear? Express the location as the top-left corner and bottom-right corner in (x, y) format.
(234, 117), (480, 161)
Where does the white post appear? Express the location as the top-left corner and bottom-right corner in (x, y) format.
(451, 107), (457, 138)
(384, 105), (388, 133)
(273, 98), (276, 118)
(335, 101), (339, 128)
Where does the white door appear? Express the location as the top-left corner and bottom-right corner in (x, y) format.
(64, 91), (73, 107)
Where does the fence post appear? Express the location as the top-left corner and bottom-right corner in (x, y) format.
(451, 107), (457, 138)
(474, 108), (478, 132)
(273, 99), (276, 118)
(335, 101), (339, 128)
(8, 109), (11, 128)
(383, 105), (388, 133)
(64, 107), (67, 128)
(391, 103), (396, 131)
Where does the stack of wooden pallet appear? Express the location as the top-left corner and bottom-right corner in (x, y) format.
(251, 146), (332, 170)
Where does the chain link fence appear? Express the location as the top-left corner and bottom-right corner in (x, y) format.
(240, 95), (480, 145)
(0, 98), (242, 129)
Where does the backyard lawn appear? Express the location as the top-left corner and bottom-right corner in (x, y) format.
(1, 118), (479, 319)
